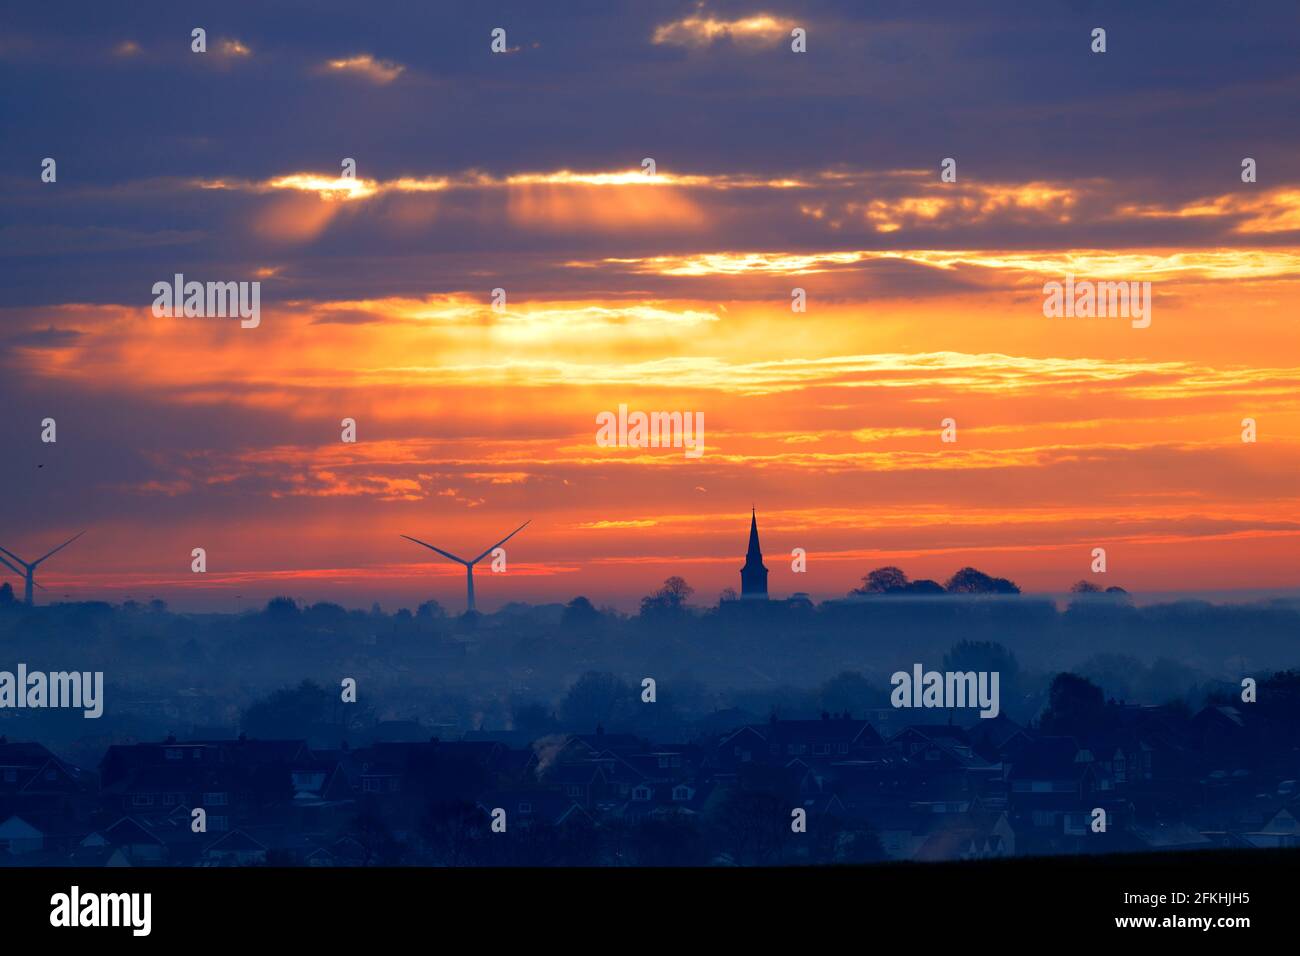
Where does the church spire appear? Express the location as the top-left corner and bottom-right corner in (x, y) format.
(740, 508), (769, 599)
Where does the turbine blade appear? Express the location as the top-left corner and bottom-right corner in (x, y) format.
(470, 519), (531, 565)
(400, 535), (470, 566)
(0, 550), (25, 577)
(32, 530), (86, 567)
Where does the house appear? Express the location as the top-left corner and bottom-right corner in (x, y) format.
(0, 815), (43, 855)
(289, 757), (353, 803)
(765, 715), (884, 760)
(1190, 706), (1277, 769)
(540, 762), (609, 808)
(964, 714), (1032, 762)
(812, 751), (909, 818)
(1005, 737), (1107, 833)
(617, 779), (716, 821)
(366, 720), (428, 744)
(912, 811), (1016, 861)
(303, 845), (337, 867)
(1127, 821), (1215, 853)
(716, 715), (882, 770)
(99, 737), (305, 825)
(862, 805), (934, 860)
(616, 747), (705, 783)
(0, 740), (97, 836)
(1242, 808), (1300, 849)
(889, 725), (973, 757)
(477, 790), (594, 829)
(98, 817), (168, 864)
(801, 793), (849, 821)
(714, 725), (769, 769)
(203, 829), (268, 866)
(343, 740), (505, 821)
(99, 763), (244, 826)
(899, 737), (1002, 803)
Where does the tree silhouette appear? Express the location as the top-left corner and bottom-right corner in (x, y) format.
(709, 789), (789, 865)
(629, 815), (708, 866)
(264, 596), (300, 619)
(241, 679), (370, 744)
(348, 802), (404, 865)
(944, 641), (1021, 707)
(416, 599), (446, 621)
(639, 576), (695, 619)
(421, 800), (488, 866)
(850, 566), (909, 595)
(945, 567), (1020, 594)
(817, 671), (879, 714)
(561, 595), (601, 631)
(904, 579), (945, 594)
(659, 576), (693, 604)
(560, 671), (634, 730)
(1255, 670), (1300, 725)
(1038, 672), (1107, 736)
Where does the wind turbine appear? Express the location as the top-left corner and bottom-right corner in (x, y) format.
(0, 531), (86, 606)
(401, 520), (530, 614)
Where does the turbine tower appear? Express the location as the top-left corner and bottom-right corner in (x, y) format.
(0, 531), (86, 606)
(401, 520), (530, 614)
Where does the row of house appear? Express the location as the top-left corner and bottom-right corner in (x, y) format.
(1, 702), (1296, 865)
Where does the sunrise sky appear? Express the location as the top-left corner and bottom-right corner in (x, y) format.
(2, 1), (1298, 610)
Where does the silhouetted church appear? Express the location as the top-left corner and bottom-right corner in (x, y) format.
(740, 509), (769, 599)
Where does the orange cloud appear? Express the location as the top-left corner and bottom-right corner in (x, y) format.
(1117, 187), (1300, 234)
(218, 38), (252, 58)
(591, 247), (1300, 283)
(652, 13), (794, 49)
(845, 182), (1080, 232)
(321, 54), (405, 84)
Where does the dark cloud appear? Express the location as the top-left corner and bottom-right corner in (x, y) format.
(0, 326), (84, 348)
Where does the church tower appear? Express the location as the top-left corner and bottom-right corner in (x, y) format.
(740, 509), (769, 599)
